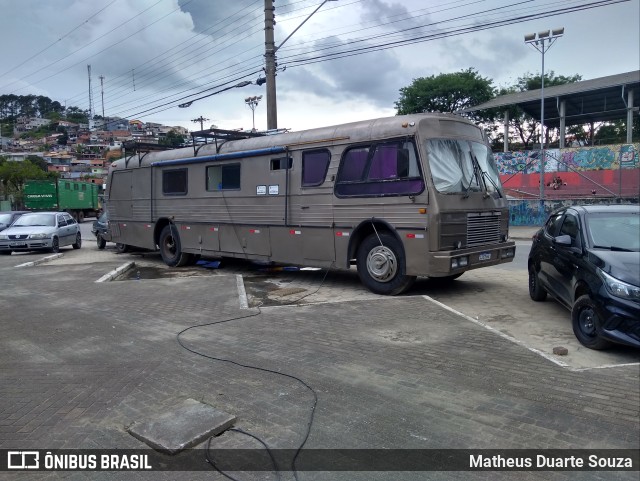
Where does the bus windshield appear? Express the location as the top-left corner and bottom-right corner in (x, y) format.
(426, 139), (502, 195)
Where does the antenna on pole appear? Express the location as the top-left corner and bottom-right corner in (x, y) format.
(99, 75), (105, 119)
(87, 65), (93, 121)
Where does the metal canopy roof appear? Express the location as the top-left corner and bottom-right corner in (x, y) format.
(461, 70), (640, 128)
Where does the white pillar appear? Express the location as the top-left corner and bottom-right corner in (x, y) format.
(627, 89), (634, 144)
(559, 100), (566, 148)
(503, 111), (509, 152)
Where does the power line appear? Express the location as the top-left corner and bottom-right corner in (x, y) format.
(0, 0), (118, 80)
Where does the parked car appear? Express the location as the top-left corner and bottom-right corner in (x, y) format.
(0, 212), (82, 255)
(0, 211), (28, 231)
(92, 211), (110, 249)
(528, 205), (640, 350)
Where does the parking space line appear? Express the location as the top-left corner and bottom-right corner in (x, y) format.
(95, 261), (136, 283)
(14, 253), (64, 268)
(422, 294), (570, 369)
(572, 362), (640, 372)
(236, 274), (249, 309)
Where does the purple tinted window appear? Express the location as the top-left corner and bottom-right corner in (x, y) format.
(302, 150), (331, 187)
(335, 140), (424, 197)
(338, 147), (369, 181)
(369, 144), (400, 180)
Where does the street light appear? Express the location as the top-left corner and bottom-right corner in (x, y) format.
(525, 27), (564, 200)
(245, 95), (262, 131)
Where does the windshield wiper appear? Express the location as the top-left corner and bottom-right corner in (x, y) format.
(463, 150), (483, 199)
(592, 245), (634, 252)
(480, 170), (503, 198)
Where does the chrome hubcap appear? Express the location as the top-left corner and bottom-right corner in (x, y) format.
(366, 246), (397, 283)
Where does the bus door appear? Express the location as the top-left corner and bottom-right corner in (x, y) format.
(287, 149), (335, 266)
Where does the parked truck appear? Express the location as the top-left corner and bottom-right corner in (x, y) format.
(23, 179), (101, 222)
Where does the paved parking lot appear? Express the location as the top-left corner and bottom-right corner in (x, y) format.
(1, 224), (638, 480)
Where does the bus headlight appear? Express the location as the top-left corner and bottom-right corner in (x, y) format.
(501, 248), (515, 258)
(451, 256), (469, 269)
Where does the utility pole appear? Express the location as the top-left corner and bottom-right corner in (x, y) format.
(264, 0), (277, 130)
(192, 116), (209, 131)
(264, 0), (336, 131)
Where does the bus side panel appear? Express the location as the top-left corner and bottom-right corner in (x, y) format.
(396, 230), (429, 276)
(270, 227), (303, 265)
(219, 224), (244, 254)
(109, 170), (133, 220)
(237, 225), (270, 256)
(132, 167), (151, 222)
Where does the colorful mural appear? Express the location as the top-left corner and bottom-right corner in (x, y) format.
(508, 197), (639, 226)
(495, 143), (639, 175)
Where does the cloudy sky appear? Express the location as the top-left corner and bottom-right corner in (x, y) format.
(0, 0), (638, 132)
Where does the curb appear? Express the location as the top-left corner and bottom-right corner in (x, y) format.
(95, 261), (136, 283)
(14, 253), (64, 268)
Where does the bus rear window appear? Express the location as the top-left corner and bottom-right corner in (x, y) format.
(207, 164), (241, 191)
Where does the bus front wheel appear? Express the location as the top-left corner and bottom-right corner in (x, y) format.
(356, 233), (415, 295)
(159, 225), (193, 267)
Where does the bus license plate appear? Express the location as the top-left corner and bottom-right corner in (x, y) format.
(479, 252), (491, 261)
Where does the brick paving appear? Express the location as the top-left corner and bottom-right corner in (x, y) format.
(0, 244), (638, 481)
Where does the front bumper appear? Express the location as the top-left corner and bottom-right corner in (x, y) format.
(0, 238), (54, 251)
(596, 290), (640, 348)
(426, 241), (516, 277)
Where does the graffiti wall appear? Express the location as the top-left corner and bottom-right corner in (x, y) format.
(495, 143), (639, 175)
(508, 197), (639, 226)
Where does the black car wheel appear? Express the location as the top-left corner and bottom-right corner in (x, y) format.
(72, 233), (82, 249)
(528, 265), (547, 301)
(356, 233), (415, 295)
(0, 251), (11, 255)
(96, 234), (106, 250)
(115, 243), (130, 254)
(571, 295), (612, 350)
(50, 237), (60, 253)
(159, 225), (193, 267)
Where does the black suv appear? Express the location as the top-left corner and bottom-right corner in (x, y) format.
(528, 205), (640, 350)
(92, 211), (111, 249)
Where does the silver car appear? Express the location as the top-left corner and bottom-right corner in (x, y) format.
(0, 212), (82, 255)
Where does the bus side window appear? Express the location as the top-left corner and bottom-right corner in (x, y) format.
(162, 169), (188, 195)
(335, 140), (424, 197)
(270, 157), (292, 170)
(301, 149), (331, 187)
(207, 164), (241, 191)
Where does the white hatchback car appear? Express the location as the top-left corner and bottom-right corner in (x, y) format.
(0, 212), (82, 254)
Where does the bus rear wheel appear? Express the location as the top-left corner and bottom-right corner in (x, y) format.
(356, 233), (415, 295)
(159, 225), (193, 267)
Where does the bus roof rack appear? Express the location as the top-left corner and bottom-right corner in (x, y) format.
(123, 141), (177, 155)
(190, 128), (266, 154)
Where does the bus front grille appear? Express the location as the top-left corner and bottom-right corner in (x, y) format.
(466, 212), (501, 247)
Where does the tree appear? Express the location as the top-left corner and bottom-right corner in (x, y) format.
(64, 106), (89, 124)
(159, 129), (186, 148)
(395, 68), (494, 120)
(0, 160), (49, 205)
(25, 155), (48, 172)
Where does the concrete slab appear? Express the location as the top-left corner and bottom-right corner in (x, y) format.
(127, 398), (236, 454)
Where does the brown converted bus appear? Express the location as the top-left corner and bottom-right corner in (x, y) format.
(106, 113), (515, 295)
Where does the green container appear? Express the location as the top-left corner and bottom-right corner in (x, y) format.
(24, 179), (100, 212)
